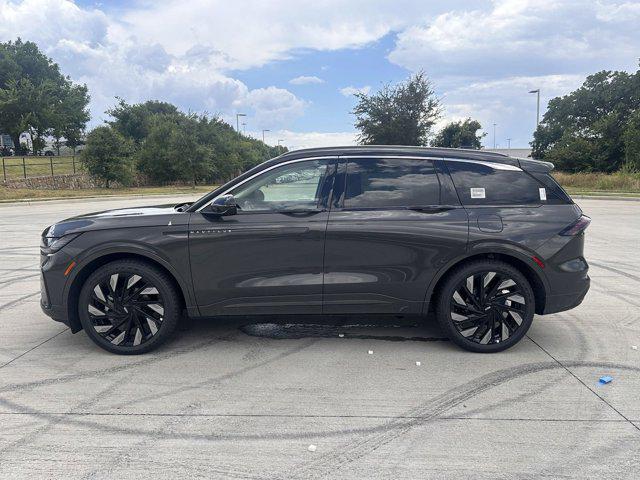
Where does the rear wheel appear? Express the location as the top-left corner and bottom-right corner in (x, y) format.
(78, 260), (181, 354)
(436, 260), (535, 353)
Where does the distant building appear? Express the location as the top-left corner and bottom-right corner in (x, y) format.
(483, 148), (535, 159)
(0, 134), (14, 149)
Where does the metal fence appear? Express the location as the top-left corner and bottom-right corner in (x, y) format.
(1, 156), (78, 181)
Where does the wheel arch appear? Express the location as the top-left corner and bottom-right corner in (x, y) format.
(64, 250), (194, 333)
(423, 248), (548, 315)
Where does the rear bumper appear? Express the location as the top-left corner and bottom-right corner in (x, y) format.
(542, 274), (590, 314)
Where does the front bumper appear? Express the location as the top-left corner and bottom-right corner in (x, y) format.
(40, 249), (74, 329)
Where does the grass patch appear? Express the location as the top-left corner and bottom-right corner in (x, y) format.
(1, 156), (81, 179)
(0, 184), (215, 202)
(554, 171), (640, 194)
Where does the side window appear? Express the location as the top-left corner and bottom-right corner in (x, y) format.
(447, 161), (545, 206)
(231, 159), (332, 212)
(343, 158), (440, 209)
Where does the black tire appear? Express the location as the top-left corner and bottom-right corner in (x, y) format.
(78, 260), (181, 354)
(435, 260), (535, 353)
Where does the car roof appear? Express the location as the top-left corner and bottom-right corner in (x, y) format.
(272, 145), (553, 172)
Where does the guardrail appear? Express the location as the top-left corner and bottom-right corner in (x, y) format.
(1, 156), (78, 181)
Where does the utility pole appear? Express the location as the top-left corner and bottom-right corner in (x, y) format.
(493, 123), (497, 149)
(262, 129), (270, 143)
(529, 89), (540, 126)
(236, 113), (246, 133)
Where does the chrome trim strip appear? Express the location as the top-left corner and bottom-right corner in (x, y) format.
(338, 155), (522, 171)
(197, 156), (338, 212)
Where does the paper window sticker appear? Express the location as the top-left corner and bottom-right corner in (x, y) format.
(470, 187), (486, 199)
(539, 188), (547, 201)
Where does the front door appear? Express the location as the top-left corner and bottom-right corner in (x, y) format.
(189, 158), (336, 316)
(323, 156), (469, 315)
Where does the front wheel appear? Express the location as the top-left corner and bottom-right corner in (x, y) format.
(78, 260), (181, 354)
(435, 260), (535, 353)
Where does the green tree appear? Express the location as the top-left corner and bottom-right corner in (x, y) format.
(135, 114), (214, 185)
(531, 67), (640, 172)
(431, 118), (485, 149)
(81, 126), (133, 188)
(107, 98), (179, 143)
(352, 72), (441, 146)
(623, 110), (640, 171)
(0, 38), (90, 154)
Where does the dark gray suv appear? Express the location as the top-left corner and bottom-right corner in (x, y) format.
(40, 146), (590, 354)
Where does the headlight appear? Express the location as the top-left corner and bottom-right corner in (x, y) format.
(40, 233), (81, 253)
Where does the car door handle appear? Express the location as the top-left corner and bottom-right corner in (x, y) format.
(278, 209), (325, 217)
(407, 205), (457, 213)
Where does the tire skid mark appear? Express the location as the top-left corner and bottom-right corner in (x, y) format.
(0, 361), (637, 447)
(0, 332), (238, 394)
(0, 273), (40, 287)
(106, 337), (318, 410)
(590, 261), (640, 283)
(0, 291), (39, 312)
(277, 360), (640, 480)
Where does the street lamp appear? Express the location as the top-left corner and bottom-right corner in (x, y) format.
(236, 113), (246, 133)
(493, 123), (497, 149)
(262, 129), (270, 143)
(529, 89), (540, 127)
(278, 139), (284, 151)
(241, 122), (246, 135)
(506, 138), (512, 154)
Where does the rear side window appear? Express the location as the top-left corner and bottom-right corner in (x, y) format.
(447, 161), (549, 206)
(530, 172), (573, 204)
(344, 158), (440, 208)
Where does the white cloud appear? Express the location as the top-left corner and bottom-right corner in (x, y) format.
(389, 0), (640, 78)
(264, 130), (358, 150)
(289, 75), (324, 85)
(340, 85), (371, 97)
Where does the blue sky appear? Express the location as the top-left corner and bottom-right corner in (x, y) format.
(2, 0), (640, 149)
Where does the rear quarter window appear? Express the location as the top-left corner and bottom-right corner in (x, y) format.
(446, 161), (564, 206)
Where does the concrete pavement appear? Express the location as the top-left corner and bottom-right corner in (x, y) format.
(0, 196), (638, 479)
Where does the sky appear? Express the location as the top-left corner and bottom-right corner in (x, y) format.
(1, 0), (640, 149)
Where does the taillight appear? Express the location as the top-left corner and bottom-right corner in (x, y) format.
(559, 215), (591, 236)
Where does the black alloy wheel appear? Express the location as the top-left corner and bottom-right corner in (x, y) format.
(436, 260), (535, 353)
(79, 260), (181, 354)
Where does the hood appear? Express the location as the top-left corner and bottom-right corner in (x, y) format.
(43, 204), (189, 238)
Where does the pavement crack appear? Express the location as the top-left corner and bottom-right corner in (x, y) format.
(526, 334), (640, 434)
(0, 328), (68, 369)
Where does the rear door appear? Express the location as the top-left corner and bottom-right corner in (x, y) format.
(189, 158), (336, 316)
(323, 156), (469, 315)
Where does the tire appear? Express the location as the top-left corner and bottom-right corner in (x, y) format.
(435, 260), (535, 353)
(78, 260), (181, 354)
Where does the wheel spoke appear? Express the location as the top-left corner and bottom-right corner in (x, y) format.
(450, 272), (528, 346)
(87, 272), (164, 348)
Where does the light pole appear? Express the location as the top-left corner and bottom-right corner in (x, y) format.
(241, 122), (246, 135)
(506, 138), (512, 154)
(278, 139), (284, 152)
(236, 113), (246, 133)
(493, 123), (497, 149)
(529, 89), (540, 127)
(262, 129), (270, 143)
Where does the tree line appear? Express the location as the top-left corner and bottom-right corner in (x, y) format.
(2, 37), (639, 185)
(83, 100), (282, 188)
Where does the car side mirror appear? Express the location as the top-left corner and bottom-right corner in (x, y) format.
(206, 194), (238, 216)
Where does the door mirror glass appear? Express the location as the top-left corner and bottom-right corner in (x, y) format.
(207, 194), (238, 216)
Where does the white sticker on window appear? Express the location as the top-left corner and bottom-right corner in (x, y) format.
(539, 188), (547, 201)
(470, 187), (486, 199)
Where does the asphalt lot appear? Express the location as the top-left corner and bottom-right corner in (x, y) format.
(0, 195), (639, 479)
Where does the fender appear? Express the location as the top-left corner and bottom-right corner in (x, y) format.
(421, 240), (551, 314)
(62, 241), (199, 323)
